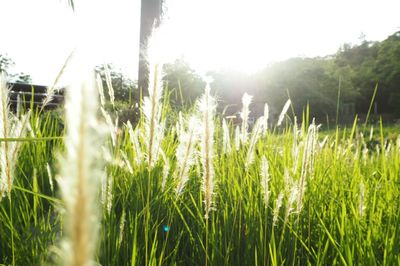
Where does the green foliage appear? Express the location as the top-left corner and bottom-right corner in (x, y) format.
(95, 63), (138, 104)
(2, 25), (400, 266)
(334, 31), (400, 114)
(0, 97), (399, 265)
(163, 58), (206, 108)
(0, 109), (64, 265)
(95, 64), (141, 125)
(111, 101), (141, 126)
(205, 31), (400, 123)
(0, 54), (31, 83)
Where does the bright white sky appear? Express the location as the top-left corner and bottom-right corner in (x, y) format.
(0, 0), (399, 85)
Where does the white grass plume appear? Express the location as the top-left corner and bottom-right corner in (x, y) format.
(0, 74), (31, 199)
(118, 210), (126, 246)
(222, 118), (231, 154)
(175, 116), (199, 194)
(296, 120), (318, 214)
(103, 63), (115, 107)
(58, 74), (105, 266)
(42, 49), (75, 110)
(101, 107), (117, 147)
(142, 62), (165, 169)
(277, 99), (291, 127)
(1, 110), (31, 197)
(101, 175), (113, 215)
(260, 156), (270, 208)
(358, 181), (366, 217)
(273, 192), (284, 227)
(245, 118), (264, 168)
(292, 116), (301, 173)
(240, 93), (253, 144)
(262, 103), (269, 135)
(285, 182), (299, 224)
(234, 126), (240, 151)
(46, 163), (54, 193)
(126, 121), (143, 166)
(96, 73), (106, 107)
(16, 94), (21, 118)
(198, 84), (216, 219)
(362, 144), (369, 165)
(160, 149), (170, 191)
(101, 146), (117, 166)
(0, 75), (12, 197)
(176, 112), (184, 137)
(284, 169), (294, 194)
(120, 150), (134, 174)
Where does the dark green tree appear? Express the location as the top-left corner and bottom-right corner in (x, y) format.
(374, 32), (400, 114)
(95, 64), (141, 125)
(0, 54), (14, 73)
(95, 64), (137, 104)
(259, 58), (343, 120)
(333, 31), (400, 115)
(163, 58), (205, 107)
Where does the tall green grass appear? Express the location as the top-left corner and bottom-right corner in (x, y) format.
(0, 71), (399, 266)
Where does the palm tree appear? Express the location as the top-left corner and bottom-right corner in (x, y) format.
(138, 0), (165, 97)
(66, 0), (165, 97)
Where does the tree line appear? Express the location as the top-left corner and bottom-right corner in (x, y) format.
(164, 31), (400, 123)
(2, 30), (400, 124)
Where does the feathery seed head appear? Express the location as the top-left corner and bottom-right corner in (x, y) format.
(58, 73), (105, 266)
(240, 92), (253, 144)
(101, 107), (117, 147)
(222, 118), (232, 154)
(241, 92), (253, 107)
(120, 150), (134, 174)
(358, 181), (366, 217)
(175, 130), (197, 193)
(263, 103), (269, 134)
(142, 60), (165, 169)
(0, 74), (31, 198)
(260, 156), (271, 207)
(245, 118), (263, 168)
(198, 84), (216, 219)
(277, 99), (291, 127)
(234, 126), (241, 151)
(96, 73), (106, 107)
(126, 121), (143, 166)
(103, 64), (115, 107)
(285, 182), (299, 223)
(273, 192), (284, 227)
(47, 163), (54, 193)
(160, 149), (170, 191)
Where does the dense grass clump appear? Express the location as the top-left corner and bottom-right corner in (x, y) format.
(0, 70), (399, 266)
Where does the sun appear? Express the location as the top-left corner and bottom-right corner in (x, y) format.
(160, 0), (283, 74)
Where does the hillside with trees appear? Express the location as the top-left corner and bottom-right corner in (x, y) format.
(2, 31), (400, 125)
(163, 31), (400, 124)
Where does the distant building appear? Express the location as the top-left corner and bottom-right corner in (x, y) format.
(7, 83), (64, 110)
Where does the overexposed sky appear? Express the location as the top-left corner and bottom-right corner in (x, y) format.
(0, 0), (399, 84)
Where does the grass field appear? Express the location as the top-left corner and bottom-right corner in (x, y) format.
(0, 70), (399, 266)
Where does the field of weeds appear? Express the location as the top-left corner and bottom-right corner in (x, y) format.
(0, 68), (399, 266)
